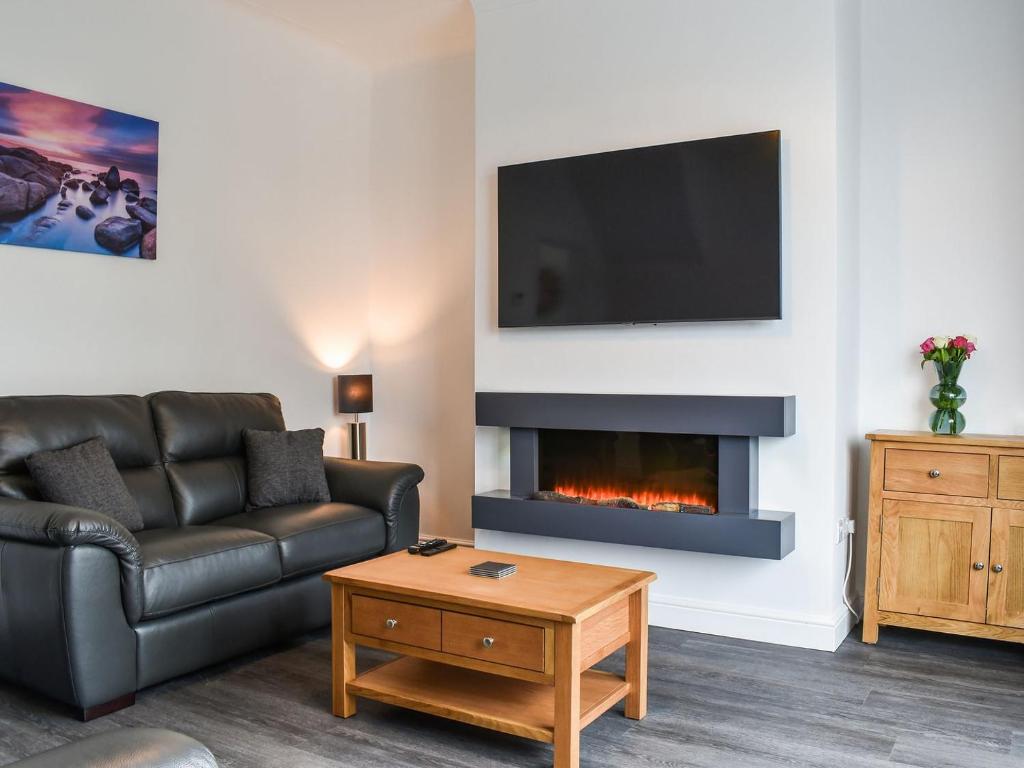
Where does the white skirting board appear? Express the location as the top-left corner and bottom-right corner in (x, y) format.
(649, 593), (856, 652)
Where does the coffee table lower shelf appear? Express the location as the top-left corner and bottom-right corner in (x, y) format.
(347, 656), (630, 743)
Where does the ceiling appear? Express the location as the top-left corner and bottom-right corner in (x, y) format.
(237, 0), (475, 70)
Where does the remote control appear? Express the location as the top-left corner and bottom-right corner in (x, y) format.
(420, 542), (457, 557)
(408, 538), (447, 554)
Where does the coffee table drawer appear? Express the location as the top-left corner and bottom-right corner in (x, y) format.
(884, 448), (989, 497)
(442, 611), (545, 672)
(351, 595), (441, 651)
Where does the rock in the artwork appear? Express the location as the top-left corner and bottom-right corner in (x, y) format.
(94, 216), (142, 253)
(140, 227), (156, 260)
(75, 205), (96, 220)
(125, 192), (139, 203)
(119, 178), (140, 194)
(89, 187), (110, 205)
(0, 155), (39, 179)
(23, 170), (61, 195)
(138, 196), (157, 215)
(82, 182), (94, 192)
(26, 216), (60, 240)
(0, 172), (48, 216)
(57, 199), (73, 210)
(60, 186), (67, 199)
(126, 203), (156, 231)
(25, 181), (48, 210)
(64, 178), (82, 190)
(104, 165), (121, 191)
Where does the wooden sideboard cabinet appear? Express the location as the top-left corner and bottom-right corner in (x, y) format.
(863, 431), (1024, 645)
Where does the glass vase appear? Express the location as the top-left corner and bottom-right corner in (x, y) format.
(928, 359), (966, 435)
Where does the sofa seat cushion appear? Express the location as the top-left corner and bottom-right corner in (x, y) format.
(135, 526), (281, 619)
(218, 502), (385, 578)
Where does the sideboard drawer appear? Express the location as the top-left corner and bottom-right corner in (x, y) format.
(441, 611), (545, 672)
(884, 449), (989, 498)
(351, 595), (441, 651)
(998, 456), (1024, 501)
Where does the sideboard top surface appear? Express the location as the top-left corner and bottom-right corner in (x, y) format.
(866, 430), (1024, 449)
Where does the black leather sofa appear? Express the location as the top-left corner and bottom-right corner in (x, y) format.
(0, 392), (424, 719)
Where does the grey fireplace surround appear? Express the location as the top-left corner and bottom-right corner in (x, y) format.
(472, 392), (796, 560)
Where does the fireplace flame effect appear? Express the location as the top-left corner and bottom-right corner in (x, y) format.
(552, 483), (714, 511)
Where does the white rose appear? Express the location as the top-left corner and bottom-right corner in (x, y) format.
(932, 335), (950, 348)
(966, 334), (978, 343)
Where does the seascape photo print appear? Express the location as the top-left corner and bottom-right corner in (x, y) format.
(0, 82), (158, 259)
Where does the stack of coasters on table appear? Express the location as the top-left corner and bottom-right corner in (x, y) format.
(469, 560), (517, 579)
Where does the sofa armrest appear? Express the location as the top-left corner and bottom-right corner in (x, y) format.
(324, 458), (424, 552)
(11, 728), (217, 768)
(0, 497), (144, 623)
(0, 496), (141, 568)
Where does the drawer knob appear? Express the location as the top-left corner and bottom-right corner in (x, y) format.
(482, 636), (495, 649)
(973, 561), (985, 570)
(993, 563), (1004, 574)
(385, 618), (398, 629)
(928, 469), (941, 478)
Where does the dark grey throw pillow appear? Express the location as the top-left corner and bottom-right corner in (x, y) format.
(25, 437), (144, 532)
(243, 427), (330, 510)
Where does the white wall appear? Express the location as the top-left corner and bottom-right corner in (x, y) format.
(857, 0), (1024, 436)
(367, 54), (476, 541)
(0, 0), (373, 452)
(852, 0), (1024, 594)
(472, 0), (852, 650)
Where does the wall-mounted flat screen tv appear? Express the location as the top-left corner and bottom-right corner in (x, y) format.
(498, 130), (781, 327)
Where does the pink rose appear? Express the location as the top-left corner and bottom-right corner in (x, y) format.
(966, 341), (977, 356)
(920, 338), (936, 353)
(952, 336), (969, 349)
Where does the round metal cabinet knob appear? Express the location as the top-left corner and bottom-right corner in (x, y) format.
(385, 618), (398, 629)
(973, 562), (985, 571)
(482, 636), (495, 649)
(993, 564), (1004, 574)
(928, 469), (941, 478)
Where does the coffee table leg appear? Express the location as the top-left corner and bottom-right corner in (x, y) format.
(331, 584), (357, 717)
(625, 585), (648, 720)
(553, 622), (581, 768)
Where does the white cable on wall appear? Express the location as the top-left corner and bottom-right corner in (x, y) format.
(843, 527), (860, 623)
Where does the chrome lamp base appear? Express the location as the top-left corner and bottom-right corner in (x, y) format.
(348, 421), (367, 460)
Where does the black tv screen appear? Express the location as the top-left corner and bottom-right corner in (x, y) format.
(498, 130), (781, 327)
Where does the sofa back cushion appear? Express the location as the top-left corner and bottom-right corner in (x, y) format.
(0, 395), (178, 529)
(149, 392), (285, 525)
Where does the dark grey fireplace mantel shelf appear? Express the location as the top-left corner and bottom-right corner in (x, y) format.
(476, 392), (795, 437)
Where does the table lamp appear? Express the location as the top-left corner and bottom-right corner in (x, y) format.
(336, 374), (373, 460)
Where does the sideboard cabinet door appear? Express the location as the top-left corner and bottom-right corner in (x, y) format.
(879, 499), (991, 623)
(987, 508), (1024, 629)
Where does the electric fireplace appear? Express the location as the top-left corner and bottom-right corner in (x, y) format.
(473, 392), (796, 559)
(535, 429), (718, 513)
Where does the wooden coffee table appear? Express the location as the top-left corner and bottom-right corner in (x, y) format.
(323, 547), (655, 768)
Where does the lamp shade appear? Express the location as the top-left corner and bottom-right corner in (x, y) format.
(337, 374), (373, 414)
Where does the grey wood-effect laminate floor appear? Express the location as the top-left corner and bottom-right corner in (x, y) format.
(1, 624), (1022, 767)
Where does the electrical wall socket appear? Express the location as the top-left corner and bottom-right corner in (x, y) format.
(835, 518), (856, 544)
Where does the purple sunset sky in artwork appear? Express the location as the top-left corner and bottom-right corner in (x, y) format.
(0, 83), (158, 176)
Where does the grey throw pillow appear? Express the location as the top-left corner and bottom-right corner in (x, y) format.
(243, 428), (330, 510)
(25, 437), (144, 532)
